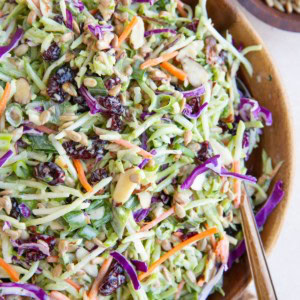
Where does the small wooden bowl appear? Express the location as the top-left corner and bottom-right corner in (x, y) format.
(183, 0), (294, 299)
(238, 0), (300, 32)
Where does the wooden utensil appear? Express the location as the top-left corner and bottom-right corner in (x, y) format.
(183, 1), (294, 299)
(240, 183), (278, 300)
(238, 0), (300, 32)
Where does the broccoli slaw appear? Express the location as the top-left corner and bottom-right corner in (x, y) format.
(0, 0), (285, 299)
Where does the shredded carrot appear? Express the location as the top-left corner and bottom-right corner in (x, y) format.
(73, 159), (93, 192)
(233, 160), (241, 208)
(215, 235), (229, 264)
(175, 280), (185, 300)
(118, 16), (138, 46)
(140, 51), (179, 70)
(160, 61), (187, 81)
(47, 256), (59, 263)
(49, 291), (70, 300)
(113, 139), (153, 159)
(0, 82), (11, 118)
(176, 0), (188, 17)
(27, 123), (57, 134)
(140, 207), (174, 232)
(197, 277), (205, 287)
(88, 257), (113, 300)
(0, 257), (19, 282)
(138, 227), (218, 281)
(65, 278), (81, 291)
(205, 223), (216, 249)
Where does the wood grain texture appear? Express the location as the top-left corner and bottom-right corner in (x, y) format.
(240, 188), (277, 300)
(238, 0), (300, 32)
(183, 0), (295, 299)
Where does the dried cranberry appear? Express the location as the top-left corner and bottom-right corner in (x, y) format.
(187, 97), (202, 115)
(63, 138), (107, 160)
(47, 76), (68, 103)
(108, 115), (124, 132)
(13, 234), (56, 262)
(160, 191), (171, 205)
(99, 262), (126, 296)
(218, 121), (237, 135)
(99, 96), (124, 116)
(104, 76), (121, 90)
(42, 42), (61, 62)
(54, 15), (64, 24)
(10, 198), (21, 219)
(181, 231), (198, 241)
(55, 65), (75, 84)
(34, 162), (65, 186)
(70, 96), (89, 112)
(196, 141), (213, 164)
(90, 169), (108, 185)
(186, 20), (199, 32)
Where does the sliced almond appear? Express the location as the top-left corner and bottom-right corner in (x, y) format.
(181, 57), (209, 87)
(130, 16), (144, 50)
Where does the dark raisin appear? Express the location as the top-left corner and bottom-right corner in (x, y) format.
(181, 231), (198, 241)
(98, 96), (124, 116)
(34, 162), (65, 186)
(55, 65), (75, 84)
(99, 262), (126, 296)
(54, 15), (64, 24)
(104, 76), (121, 90)
(63, 138), (107, 160)
(90, 169), (108, 185)
(47, 76), (68, 103)
(187, 97), (202, 115)
(196, 141), (213, 164)
(10, 198), (21, 219)
(42, 42), (61, 62)
(108, 115), (124, 132)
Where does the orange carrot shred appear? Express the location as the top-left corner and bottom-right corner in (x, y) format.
(49, 291), (70, 300)
(73, 159), (93, 192)
(160, 61), (187, 81)
(65, 279), (81, 291)
(138, 228), (218, 281)
(113, 139), (153, 159)
(118, 16), (139, 46)
(140, 207), (174, 232)
(0, 258), (19, 282)
(176, 0), (188, 17)
(88, 257), (113, 300)
(0, 82), (11, 118)
(140, 51), (179, 70)
(233, 160), (241, 208)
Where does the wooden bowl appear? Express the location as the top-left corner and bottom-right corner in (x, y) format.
(184, 0), (295, 299)
(238, 0), (300, 32)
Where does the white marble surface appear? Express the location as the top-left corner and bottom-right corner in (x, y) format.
(232, 1), (300, 299)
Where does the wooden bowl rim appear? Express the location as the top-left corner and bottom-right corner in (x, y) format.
(205, 0), (295, 298)
(238, 0), (300, 32)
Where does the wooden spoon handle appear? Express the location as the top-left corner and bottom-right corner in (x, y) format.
(240, 186), (278, 300)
